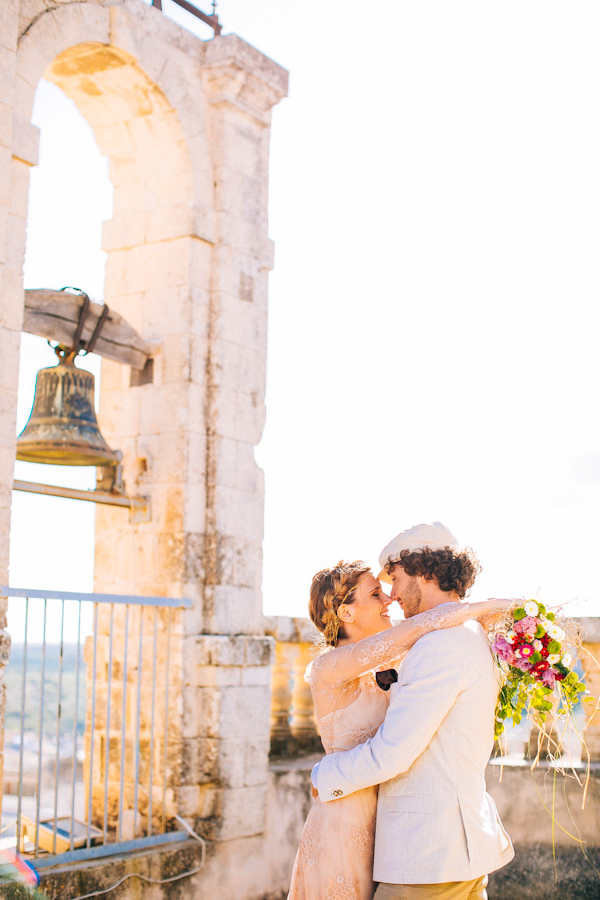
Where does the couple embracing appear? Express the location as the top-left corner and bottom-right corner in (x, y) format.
(288, 522), (515, 900)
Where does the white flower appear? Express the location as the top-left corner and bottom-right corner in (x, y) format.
(546, 623), (565, 641)
(533, 640), (543, 651)
(506, 630), (516, 642)
(562, 653), (572, 668)
(524, 600), (539, 617)
(547, 654), (560, 664)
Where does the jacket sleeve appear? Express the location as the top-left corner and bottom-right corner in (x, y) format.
(316, 632), (465, 802)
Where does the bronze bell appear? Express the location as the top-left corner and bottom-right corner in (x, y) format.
(17, 348), (119, 467)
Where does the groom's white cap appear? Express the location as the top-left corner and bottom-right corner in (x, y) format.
(377, 522), (459, 583)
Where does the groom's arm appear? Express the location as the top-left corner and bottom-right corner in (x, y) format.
(315, 633), (464, 802)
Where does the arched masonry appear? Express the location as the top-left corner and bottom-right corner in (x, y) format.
(0, 0), (288, 873)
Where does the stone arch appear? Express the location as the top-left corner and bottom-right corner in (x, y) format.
(2, 0), (288, 852)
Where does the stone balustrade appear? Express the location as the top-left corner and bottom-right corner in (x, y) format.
(264, 616), (322, 757)
(579, 617), (600, 761)
(263, 615), (600, 763)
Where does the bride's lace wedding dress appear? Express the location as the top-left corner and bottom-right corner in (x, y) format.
(287, 602), (479, 900)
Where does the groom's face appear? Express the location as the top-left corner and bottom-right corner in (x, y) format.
(388, 565), (424, 618)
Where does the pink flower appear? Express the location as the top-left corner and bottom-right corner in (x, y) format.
(514, 658), (533, 672)
(492, 637), (516, 664)
(519, 644), (534, 658)
(542, 668), (558, 687)
(514, 616), (538, 637)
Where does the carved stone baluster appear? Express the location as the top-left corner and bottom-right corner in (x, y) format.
(581, 636), (600, 762)
(290, 642), (319, 749)
(270, 641), (297, 755)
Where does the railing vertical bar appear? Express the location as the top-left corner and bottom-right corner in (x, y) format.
(132, 609), (144, 836)
(86, 605), (99, 849)
(117, 605), (130, 842)
(70, 601), (83, 851)
(34, 599), (48, 857)
(103, 605), (115, 843)
(147, 607), (159, 836)
(52, 599), (66, 854)
(161, 608), (172, 831)
(16, 597), (29, 852)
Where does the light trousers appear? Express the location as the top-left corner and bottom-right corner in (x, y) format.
(374, 875), (488, 900)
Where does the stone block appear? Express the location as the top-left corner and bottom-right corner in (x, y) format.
(14, 75), (35, 122)
(146, 203), (194, 244)
(176, 784), (201, 817)
(193, 665), (242, 688)
(5, 210), (26, 272)
(190, 236), (214, 290)
(244, 637), (274, 667)
(184, 686), (220, 739)
(219, 685), (271, 740)
(11, 113), (39, 168)
(0, 3), (18, 53)
(0, 147), (12, 208)
(97, 387), (141, 438)
(243, 737), (270, 787)
(0, 101), (12, 151)
(240, 666), (271, 687)
(195, 634), (247, 667)
(214, 485), (263, 541)
(160, 333), (192, 385)
(216, 737), (247, 789)
(213, 436), (238, 490)
(143, 284), (192, 336)
(15, 31), (47, 90)
(0, 327), (20, 390)
(103, 249), (128, 298)
(181, 736), (219, 783)
(101, 212), (147, 252)
(0, 58), (15, 130)
(209, 585), (264, 636)
(218, 784), (268, 840)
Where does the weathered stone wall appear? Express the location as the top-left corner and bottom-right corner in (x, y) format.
(0, 0), (288, 864)
(0, 0), (39, 817)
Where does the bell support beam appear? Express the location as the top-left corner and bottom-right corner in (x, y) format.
(12, 479), (150, 524)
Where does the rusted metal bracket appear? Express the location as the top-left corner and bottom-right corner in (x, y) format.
(13, 479), (151, 524)
(151, 0), (222, 35)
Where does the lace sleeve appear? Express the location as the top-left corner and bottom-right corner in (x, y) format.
(470, 598), (518, 636)
(314, 601), (471, 687)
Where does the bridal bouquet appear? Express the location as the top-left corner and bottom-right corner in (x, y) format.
(491, 600), (590, 740)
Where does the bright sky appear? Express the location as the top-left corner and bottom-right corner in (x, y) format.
(9, 0), (600, 641)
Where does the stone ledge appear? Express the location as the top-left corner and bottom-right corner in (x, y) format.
(2, 838), (205, 900)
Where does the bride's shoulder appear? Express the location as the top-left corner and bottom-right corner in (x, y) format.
(305, 644), (349, 685)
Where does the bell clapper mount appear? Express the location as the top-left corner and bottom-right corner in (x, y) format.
(14, 287), (150, 523)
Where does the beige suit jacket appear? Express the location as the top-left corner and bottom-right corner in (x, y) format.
(315, 621), (514, 885)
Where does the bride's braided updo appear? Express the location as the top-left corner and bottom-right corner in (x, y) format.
(309, 560), (371, 647)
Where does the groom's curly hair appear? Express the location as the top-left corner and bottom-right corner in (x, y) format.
(392, 547), (481, 598)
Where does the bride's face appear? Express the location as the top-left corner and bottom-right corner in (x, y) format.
(340, 574), (393, 638)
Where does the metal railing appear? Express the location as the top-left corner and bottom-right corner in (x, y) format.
(1, 587), (191, 863)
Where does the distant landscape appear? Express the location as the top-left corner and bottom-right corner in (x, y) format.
(5, 644), (86, 737)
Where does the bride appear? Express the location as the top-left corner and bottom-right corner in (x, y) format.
(287, 559), (511, 900)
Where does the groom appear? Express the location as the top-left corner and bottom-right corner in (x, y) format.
(312, 522), (514, 900)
